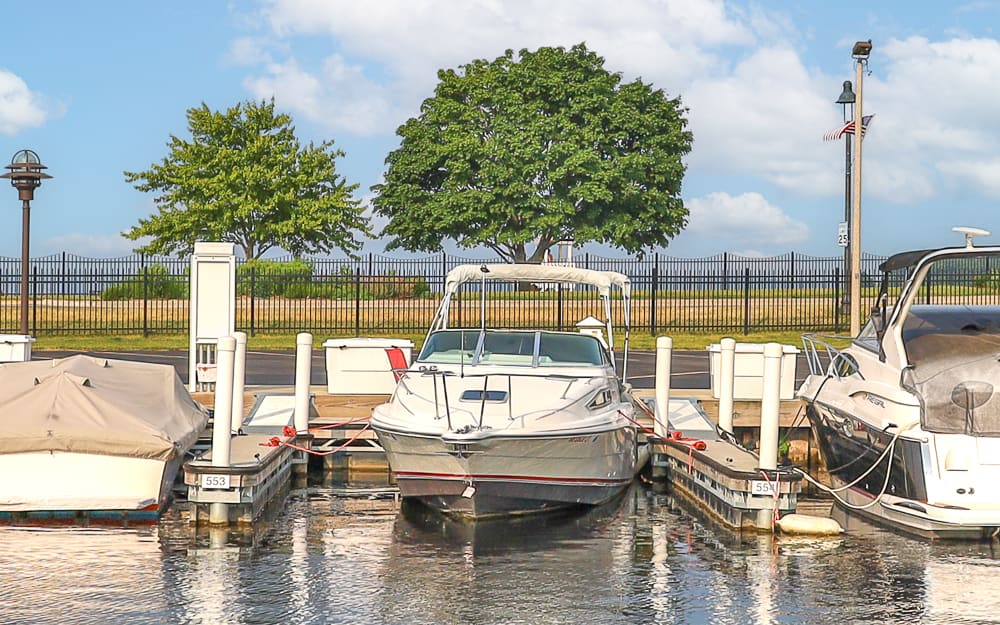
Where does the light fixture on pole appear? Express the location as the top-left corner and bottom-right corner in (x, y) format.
(836, 80), (856, 314)
(0, 150), (51, 336)
(849, 40), (871, 337)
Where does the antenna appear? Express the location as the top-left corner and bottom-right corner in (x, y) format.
(952, 226), (991, 248)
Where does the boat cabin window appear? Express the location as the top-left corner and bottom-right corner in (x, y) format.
(417, 330), (479, 363)
(902, 305), (1000, 366)
(417, 330), (608, 367)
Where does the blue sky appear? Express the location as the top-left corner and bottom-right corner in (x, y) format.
(2, 0), (1000, 260)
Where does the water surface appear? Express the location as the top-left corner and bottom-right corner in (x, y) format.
(3, 483), (1000, 624)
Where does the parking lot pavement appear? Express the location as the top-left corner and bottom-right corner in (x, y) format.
(34, 349), (718, 389)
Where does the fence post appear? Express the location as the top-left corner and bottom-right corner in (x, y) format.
(142, 253), (149, 338)
(722, 252), (729, 291)
(354, 266), (362, 337)
(743, 267), (751, 336)
(650, 254), (659, 335)
(249, 267), (257, 337)
(557, 282), (563, 331)
(31, 264), (37, 335)
(834, 266), (841, 331)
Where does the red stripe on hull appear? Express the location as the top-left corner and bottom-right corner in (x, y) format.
(393, 470), (630, 485)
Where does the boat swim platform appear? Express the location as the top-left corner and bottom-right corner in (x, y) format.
(640, 396), (802, 533)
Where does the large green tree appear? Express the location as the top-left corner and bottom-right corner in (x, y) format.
(124, 99), (369, 259)
(371, 43), (693, 263)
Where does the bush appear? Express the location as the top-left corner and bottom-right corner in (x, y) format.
(100, 264), (187, 300)
(364, 271), (432, 299)
(238, 259), (315, 297)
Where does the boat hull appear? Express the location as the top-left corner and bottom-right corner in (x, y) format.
(375, 426), (643, 519)
(805, 399), (1000, 540)
(0, 451), (181, 517)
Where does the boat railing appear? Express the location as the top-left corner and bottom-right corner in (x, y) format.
(402, 368), (599, 431)
(801, 333), (851, 377)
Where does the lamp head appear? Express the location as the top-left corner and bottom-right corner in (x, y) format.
(852, 39), (873, 59)
(836, 80), (856, 105)
(0, 149), (51, 201)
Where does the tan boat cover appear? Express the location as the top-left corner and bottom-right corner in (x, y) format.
(445, 264), (630, 297)
(0, 355), (209, 461)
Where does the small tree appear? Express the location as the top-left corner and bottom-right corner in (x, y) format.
(372, 43), (693, 263)
(124, 99), (370, 259)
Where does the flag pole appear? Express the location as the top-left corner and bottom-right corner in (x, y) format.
(850, 40), (872, 337)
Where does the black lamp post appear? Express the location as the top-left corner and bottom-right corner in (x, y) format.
(836, 80), (856, 313)
(0, 150), (51, 335)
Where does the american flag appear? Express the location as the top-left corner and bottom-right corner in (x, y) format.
(823, 114), (874, 141)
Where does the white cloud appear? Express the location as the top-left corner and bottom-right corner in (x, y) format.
(685, 46), (844, 196)
(243, 55), (396, 136)
(0, 70), (48, 135)
(246, 0), (759, 135)
(859, 36), (1000, 202)
(685, 191), (809, 247)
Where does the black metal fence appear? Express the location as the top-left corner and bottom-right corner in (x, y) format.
(0, 251), (900, 337)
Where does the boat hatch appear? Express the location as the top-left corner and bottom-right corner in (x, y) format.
(460, 389), (508, 403)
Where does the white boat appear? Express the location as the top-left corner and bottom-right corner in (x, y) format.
(0, 354), (209, 518)
(798, 227), (1000, 539)
(371, 264), (646, 519)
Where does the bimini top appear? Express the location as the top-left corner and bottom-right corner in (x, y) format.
(444, 264), (630, 298)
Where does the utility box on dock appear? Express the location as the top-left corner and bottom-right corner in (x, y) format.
(0, 334), (34, 362)
(709, 342), (799, 400)
(323, 338), (413, 395)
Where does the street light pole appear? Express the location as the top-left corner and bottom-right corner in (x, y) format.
(1, 150), (51, 336)
(849, 40), (872, 337)
(836, 80), (856, 314)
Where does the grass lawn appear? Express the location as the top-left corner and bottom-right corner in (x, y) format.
(31, 329), (846, 352)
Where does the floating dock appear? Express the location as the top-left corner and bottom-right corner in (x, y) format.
(641, 395), (802, 531)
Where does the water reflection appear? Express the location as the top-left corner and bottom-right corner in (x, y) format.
(2, 483), (1000, 624)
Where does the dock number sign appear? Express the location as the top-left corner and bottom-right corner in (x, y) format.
(201, 474), (231, 489)
(837, 221), (849, 247)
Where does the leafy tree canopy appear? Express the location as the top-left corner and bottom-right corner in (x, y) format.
(371, 43), (693, 263)
(124, 99), (369, 259)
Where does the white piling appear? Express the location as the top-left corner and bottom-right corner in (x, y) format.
(654, 336), (672, 439)
(212, 336), (236, 468)
(209, 335), (236, 525)
(230, 331), (247, 434)
(294, 332), (313, 434)
(758, 342), (783, 471)
(718, 337), (736, 437)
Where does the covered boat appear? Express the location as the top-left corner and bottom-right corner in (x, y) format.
(799, 227), (1000, 539)
(0, 354), (209, 516)
(371, 263), (646, 520)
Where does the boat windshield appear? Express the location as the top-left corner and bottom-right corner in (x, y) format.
(418, 330), (608, 367)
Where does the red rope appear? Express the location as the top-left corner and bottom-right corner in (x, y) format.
(278, 422), (373, 457)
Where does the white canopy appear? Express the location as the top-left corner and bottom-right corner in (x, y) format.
(0, 355), (209, 461)
(444, 264), (631, 298)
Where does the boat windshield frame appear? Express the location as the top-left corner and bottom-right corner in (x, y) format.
(417, 329), (611, 368)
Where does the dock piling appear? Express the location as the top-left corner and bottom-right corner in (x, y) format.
(654, 336), (672, 439)
(230, 332), (247, 434)
(209, 336), (237, 524)
(294, 333), (312, 435)
(757, 343), (783, 472)
(718, 338), (735, 436)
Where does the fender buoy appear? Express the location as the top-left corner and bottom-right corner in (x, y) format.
(776, 513), (843, 536)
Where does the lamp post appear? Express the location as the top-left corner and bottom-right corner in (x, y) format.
(849, 40), (872, 337)
(836, 80), (856, 314)
(0, 150), (51, 336)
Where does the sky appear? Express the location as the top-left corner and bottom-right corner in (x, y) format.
(2, 0), (1000, 260)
